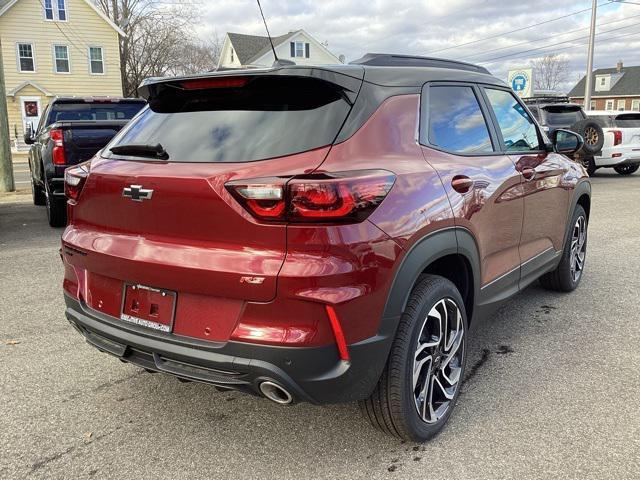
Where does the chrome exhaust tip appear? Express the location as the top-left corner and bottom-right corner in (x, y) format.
(259, 381), (293, 405)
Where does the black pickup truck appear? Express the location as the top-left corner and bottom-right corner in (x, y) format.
(24, 97), (146, 226)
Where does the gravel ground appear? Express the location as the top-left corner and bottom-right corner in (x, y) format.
(1, 171), (639, 479)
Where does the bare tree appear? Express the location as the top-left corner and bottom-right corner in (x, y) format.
(531, 54), (570, 92)
(96, 1), (219, 96)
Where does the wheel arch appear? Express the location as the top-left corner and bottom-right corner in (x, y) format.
(380, 227), (481, 337)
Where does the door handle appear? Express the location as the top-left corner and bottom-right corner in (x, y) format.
(521, 167), (536, 181)
(451, 175), (473, 194)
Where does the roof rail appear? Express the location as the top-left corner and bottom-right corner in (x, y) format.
(521, 95), (571, 105)
(349, 53), (490, 74)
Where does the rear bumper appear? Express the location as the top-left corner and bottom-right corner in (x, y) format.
(595, 146), (640, 167)
(64, 294), (391, 404)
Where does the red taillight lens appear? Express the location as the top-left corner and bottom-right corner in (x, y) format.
(226, 170), (395, 223)
(64, 161), (91, 201)
(50, 128), (67, 165)
(179, 76), (248, 90)
(612, 130), (622, 146)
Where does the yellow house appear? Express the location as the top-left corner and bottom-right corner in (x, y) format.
(0, 0), (124, 161)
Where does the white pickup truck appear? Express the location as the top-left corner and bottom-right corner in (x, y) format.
(585, 111), (640, 175)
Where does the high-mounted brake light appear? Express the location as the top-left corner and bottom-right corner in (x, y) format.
(612, 130), (622, 146)
(50, 128), (67, 165)
(64, 161), (91, 201)
(225, 170), (395, 223)
(179, 77), (248, 90)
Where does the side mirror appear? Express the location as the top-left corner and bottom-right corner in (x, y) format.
(23, 124), (35, 145)
(552, 129), (583, 155)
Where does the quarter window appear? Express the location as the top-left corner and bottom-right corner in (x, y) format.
(89, 47), (104, 74)
(54, 45), (70, 73)
(424, 85), (493, 154)
(485, 88), (540, 152)
(17, 43), (35, 72)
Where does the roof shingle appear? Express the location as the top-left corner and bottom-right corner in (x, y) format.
(227, 31), (296, 65)
(568, 66), (640, 97)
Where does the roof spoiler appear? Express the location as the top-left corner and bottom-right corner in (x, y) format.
(350, 53), (490, 74)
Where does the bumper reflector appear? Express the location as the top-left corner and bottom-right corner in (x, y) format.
(325, 305), (350, 361)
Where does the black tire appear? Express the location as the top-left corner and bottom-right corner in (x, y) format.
(45, 189), (67, 228)
(539, 205), (587, 292)
(580, 156), (597, 176)
(613, 164), (639, 175)
(31, 178), (46, 206)
(571, 119), (604, 155)
(359, 275), (467, 442)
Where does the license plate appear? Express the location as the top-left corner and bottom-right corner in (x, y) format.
(120, 284), (176, 333)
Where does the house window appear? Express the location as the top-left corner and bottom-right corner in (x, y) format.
(617, 99), (626, 111)
(17, 43), (35, 72)
(44, 0), (54, 19)
(605, 99), (614, 110)
(590, 100), (596, 110)
(54, 45), (70, 73)
(44, 0), (67, 20)
(230, 48), (234, 62)
(291, 41), (309, 58)
(600, 77), (606, 86)
(57, 0), (67, 21)
(89, 47), (104, 74)
(632, 100), (640, 112)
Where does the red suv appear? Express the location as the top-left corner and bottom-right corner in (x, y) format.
(62, 54), (590, 442)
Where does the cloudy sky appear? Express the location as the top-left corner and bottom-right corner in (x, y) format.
(199, 0), (640, 93)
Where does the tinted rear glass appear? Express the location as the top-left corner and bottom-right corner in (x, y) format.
(106, 77), (352, 163)
(614, 113), (640, 128)
(49, 102), (145, 123)
(542, 106), (584, 126)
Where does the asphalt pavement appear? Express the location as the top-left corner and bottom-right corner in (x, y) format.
(1, 171), (639, 479)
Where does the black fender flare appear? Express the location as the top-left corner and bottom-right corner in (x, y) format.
(378, 227), (481, 339)
(563, 180), (591, 250)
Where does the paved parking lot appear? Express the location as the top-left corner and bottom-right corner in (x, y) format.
(1, 172), (639, 480)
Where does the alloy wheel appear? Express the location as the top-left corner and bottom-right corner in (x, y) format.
(584, 126), (598, 146)
(570, 215), (587, 282)
(413, 298), (464, 424)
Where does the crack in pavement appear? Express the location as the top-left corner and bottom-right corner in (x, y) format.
(29, 425), (125, 475)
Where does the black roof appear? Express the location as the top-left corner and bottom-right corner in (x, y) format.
(138, 55), (504, 97)
(568, 66), (640, 98)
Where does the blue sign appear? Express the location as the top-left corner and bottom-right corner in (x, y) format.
(512, 74), (528, 92)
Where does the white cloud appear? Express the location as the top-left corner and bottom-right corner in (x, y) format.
(198, 0), (640, 93)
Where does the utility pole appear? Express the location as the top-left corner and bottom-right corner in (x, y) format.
(584, 0), (598, 109)
(0, 39), (16, 193)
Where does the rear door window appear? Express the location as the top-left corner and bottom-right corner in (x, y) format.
(106, 76), (352, 163)
(484, 88), (541, 152)
(423, 85), (494, 154)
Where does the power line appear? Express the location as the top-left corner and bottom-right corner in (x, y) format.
(424, 0), (615, 55)
(472, 20), (640, 63)
(478, 28), (640, 64)
(462, 13), (640, 61)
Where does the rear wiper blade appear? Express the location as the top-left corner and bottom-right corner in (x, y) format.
(110, 143), (169, 160)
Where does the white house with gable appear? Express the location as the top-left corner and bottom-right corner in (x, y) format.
(218, 29), (341, 69)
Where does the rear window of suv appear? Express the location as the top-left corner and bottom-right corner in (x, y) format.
(49, 102), (145, 123)
(106, 76), (352, 163)
(542, 106), (585, 126)
(614, 113), (640, 128)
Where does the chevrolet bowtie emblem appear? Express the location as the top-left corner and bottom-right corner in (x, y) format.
(123, 185), (153, 202)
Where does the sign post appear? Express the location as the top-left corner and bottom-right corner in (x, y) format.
(508, 68), (534, 98)
(0, 39), (16, 193)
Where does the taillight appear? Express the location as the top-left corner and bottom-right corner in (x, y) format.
(50, 128), (67, 165)
(225, 170), (395, 223)
(612, 130), (622, 146)
(64, 161), (91, 201)
(179, 76), (248, 90)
